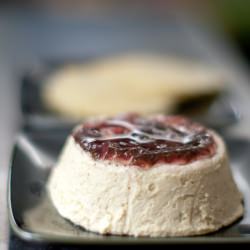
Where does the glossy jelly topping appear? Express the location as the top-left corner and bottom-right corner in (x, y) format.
(73, 113), (216, 168)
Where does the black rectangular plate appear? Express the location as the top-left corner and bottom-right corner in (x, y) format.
(8, 128), (250, 244)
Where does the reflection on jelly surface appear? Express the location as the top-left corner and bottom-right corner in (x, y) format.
(73, 113), (216, 168)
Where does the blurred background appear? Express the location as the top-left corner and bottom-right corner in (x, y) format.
(1, 0), (250, 60)
(1, 0), (250, 249)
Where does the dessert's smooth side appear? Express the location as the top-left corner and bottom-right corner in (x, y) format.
(48, 133), (243, 237)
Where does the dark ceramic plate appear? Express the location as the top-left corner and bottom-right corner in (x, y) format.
(8, 127), (250, 244)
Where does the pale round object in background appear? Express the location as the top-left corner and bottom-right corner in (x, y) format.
(43, 53), (224, 118)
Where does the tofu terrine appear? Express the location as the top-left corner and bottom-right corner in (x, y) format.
(48, 113), (243, 237)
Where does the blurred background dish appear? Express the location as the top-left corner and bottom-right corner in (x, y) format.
(42, 53), (224, 118)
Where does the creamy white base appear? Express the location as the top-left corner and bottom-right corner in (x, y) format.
(48, 133), (243, 237)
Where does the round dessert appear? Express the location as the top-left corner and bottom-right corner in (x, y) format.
(42, 53), (224, 118)
(48, 113), (243, 237)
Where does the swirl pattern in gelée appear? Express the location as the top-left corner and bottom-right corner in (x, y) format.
(73, 113), (216, 168)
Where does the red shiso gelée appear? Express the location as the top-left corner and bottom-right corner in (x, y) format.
(73, 113), (216, 168)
